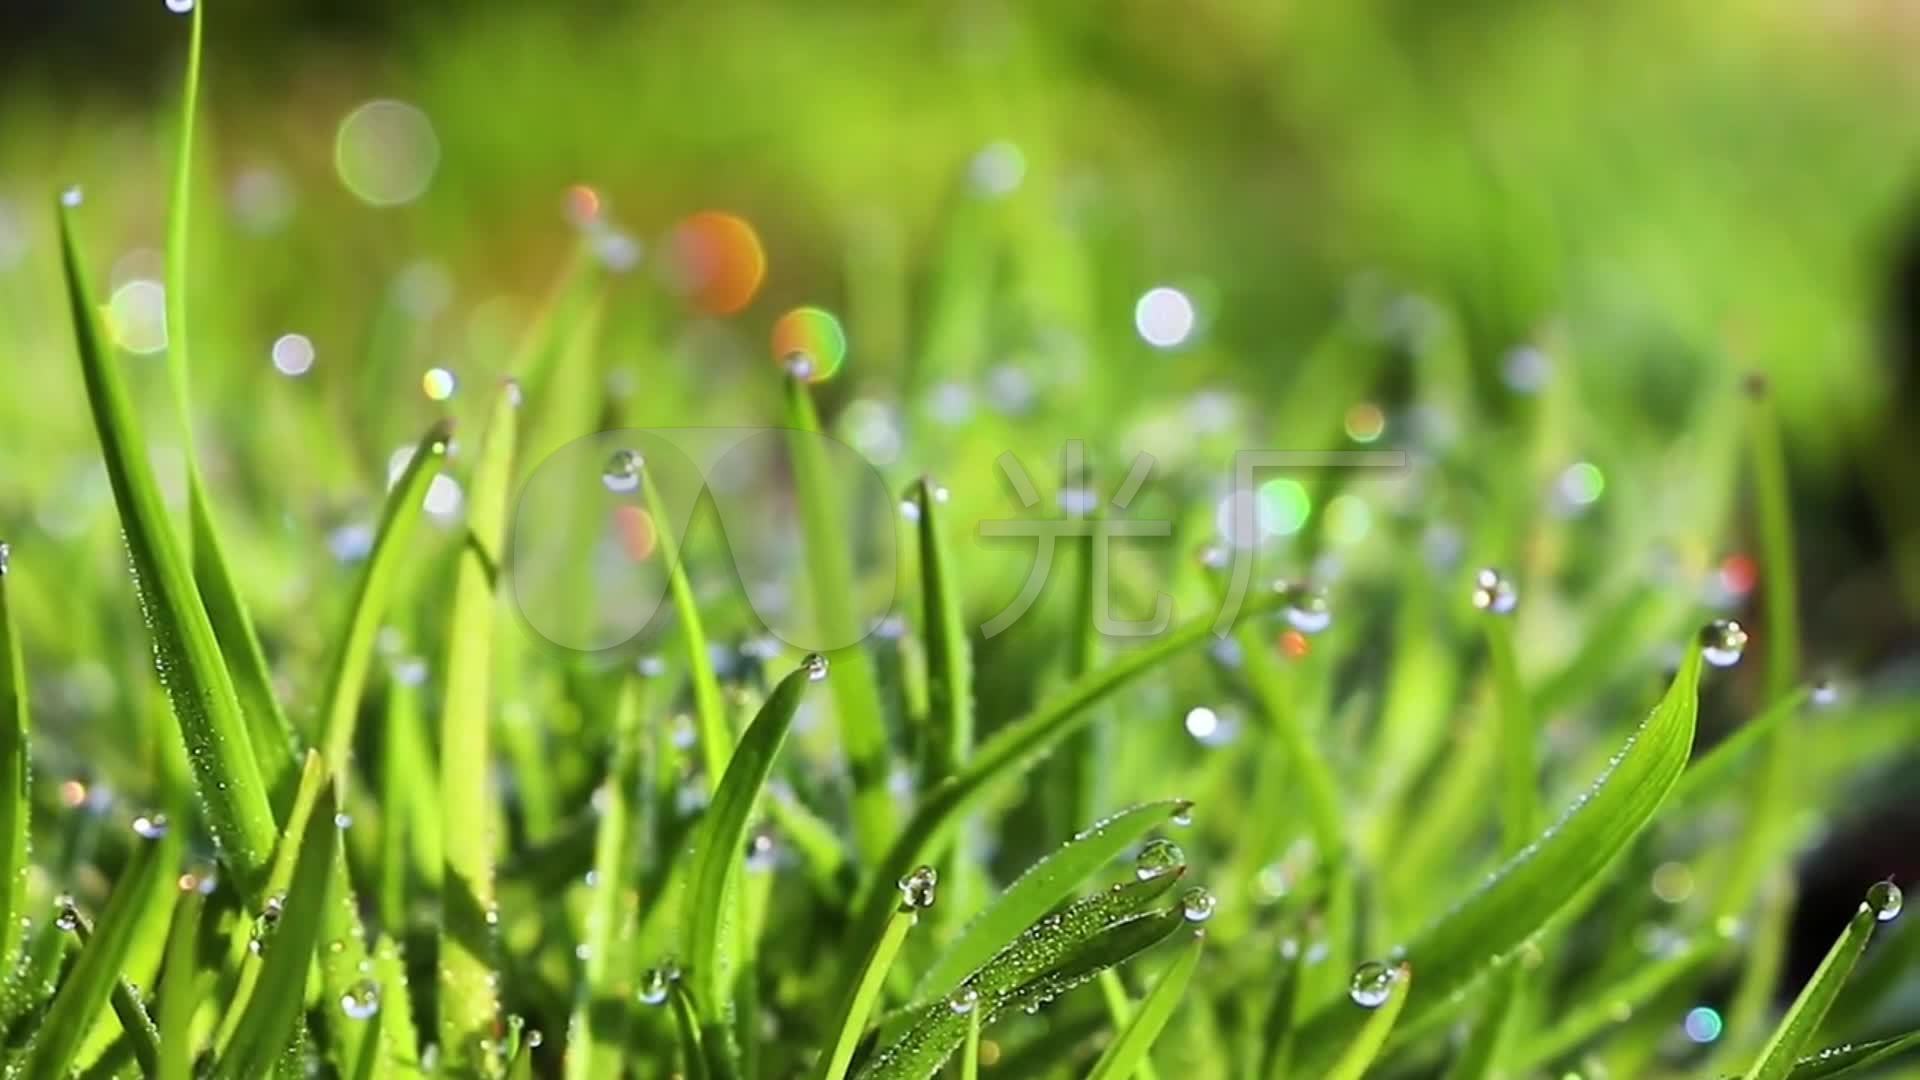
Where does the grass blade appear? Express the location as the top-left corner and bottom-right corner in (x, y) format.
(861, 901), (1191, 1079)
(439, 379), (521, 1069)
(157, 886), (205, 1080)
(784, 377), (895, 860)
(23, 828), (179, 1080)
(1324, 965), (1412, 1080)
(1288, 644), (1705, 1073)
(1754, 1028), (1920, 1079)
(1483, 611), (1536, 852)
(687, 663), (814, 1075)
(1740, 887), (1893, 1080)
(317, 422), (450, 788)
(1441, 970), (1518, 1080)
(639, 461), (731, 789)
(819, 896), (920, 1080)
(0, 543), (30, 969)
(566, 678), (644, 1080)
(59, 200), (280, 900)
(215, 760), (342, 1080)
(909, 476), (971, 784)
(1083, 930), (1204, 1080)
(839, 598), (1280, 1011)
(910, 800), (1191, 1007)
(670, 978), (713, 1080)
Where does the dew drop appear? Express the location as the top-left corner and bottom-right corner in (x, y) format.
(636, 964), (675, 1005)
(1181, 886), (1217, 923)
(602, 449), (643, 493)
(340, 979), (381, 1020)
(53, 897), (79, 933)
(1349, 961), (1399, 1008)
(1278, 582), (1333, 634)
(1471, 568), (1518, 614)
(1868, 881), (1903, 922)
(898, 865), (938, 910)
(947, 986), (979, 1015)
(803, 653), (830, 682)
(1171, 805), (1193, 827)
(899, 499), (921, 522)
(0, 542), (10, 576)
(165, 0), (193, 13)
(1810, 680), (1839, 709)
(1700, 619), (1749, 668)
(784, 351), (818, 380)
(60, 187), (83, 209)
(132, 812), (169, 840)
(334, 812), (354, 830)
(1134, 838), (1185, 881)
(249, 893), (286, 955)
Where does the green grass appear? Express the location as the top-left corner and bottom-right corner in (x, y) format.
(0, 3), (1916, 1078)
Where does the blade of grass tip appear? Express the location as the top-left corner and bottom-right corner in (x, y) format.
(909, 800), (1191, 1009)
(214, 762), (342, 1080)
(784, 376), (895, 860)
(1667, 687), (1810, 812)
(1739, 885), (1897, 1080)
(161, 1), (303, 816)
(74, 823), (183, 1071)
(439, 379), (521, 1070)
(639, 463), (730, 788)
(368, 934), (422, 1073)
(687, 663), (815, 1077)
(157, 884), (205, 1080)
(22, 823), (177, 1080)
(316, 421), (451, 791)
(566, 678), (645, 1080)
(0, 542), (30, 969)
(1287, 645), (1705, 1075)
(669, 978), (714, 1080)
(817, 892), (920, 1080)
(1083, 930), (1204, 1080)
(838, 598), (1282, 1008)
(1323, 965), (1412, 1080)
(910, 476), (972, 786)
(58, 199), (280, 900)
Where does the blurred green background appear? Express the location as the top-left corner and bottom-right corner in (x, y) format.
(4, 0), (1920, 1065)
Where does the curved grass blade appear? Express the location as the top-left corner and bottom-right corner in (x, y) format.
(860, 902), (1190, 1079)
(1667, 688), (1809, 811)
(1324, 965), (1412, 1080)
(840, 598), (1280, 1006)
(316, 422), (450, 788)
(1, 918), (72, 1040)
(1441, 970), (1518, 1080)
(59, 200), (280, 900)
(784, 378), (894, 859)
(438, 380), (521, 1067)
(566, 679), (644, 1080)
(88, 939), (162, 1078)
(157, 886), (204, 1080)
(1084, 930), (1204, 1080)
(0, 543), (30, 969)
(1747, 1028), (1920, 1079)
(687, 664), (813, 1075)
(1740, 891), (1888, 1080)
(1484, 615), (1536, 852)
(639, 462), (730, 788)
(817, 903), (917, 1080)
(670, 978), (714, 1080)
(910, 800), (1190, 1008)
(1511, 923), (1728, 1071)
(1289, 644), (1705, 1074)
(214, 764), (341, 1080)
(22, 827), (177, 1080)
(910, 476), (971, 784)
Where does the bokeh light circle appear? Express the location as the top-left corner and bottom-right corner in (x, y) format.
(1135, 286), (1195, 349)
(271, 333), (315, 376)
(106, 280), (168, 355)
(771, 306), (848, 383)
(667, 211), (766, 315)
(335, 100), (440, 207)
(1256, 478), (1312, 537)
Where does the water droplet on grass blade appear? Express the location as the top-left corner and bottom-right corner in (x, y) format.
(61, 187), (83, 208)
(1700, 619), (1749, 668)
(132, 812), (169, 840)
(1279, 582), (1332, 634)
(1349, 961), (1398, 1007)
(637, 964), (676, 1005)
(947, 987), (979, 1015)
(601, 449), (642, 493)
(250, 893), (286, 955)
(898, 865), (938, 910)
(1868, 881), (1903, 922)
(1181, 886), (1217, 923)
(340, 979), (381, 1020)
(1471, 567), (1517, 614)
(165, 0), (194, 14)
(0, 541), (9, 576)
(803, 653), (830, 682)
(54, 897), (79, 932)
(1135, 838), (1185, 880)
(1811, 679), (1839, 708)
